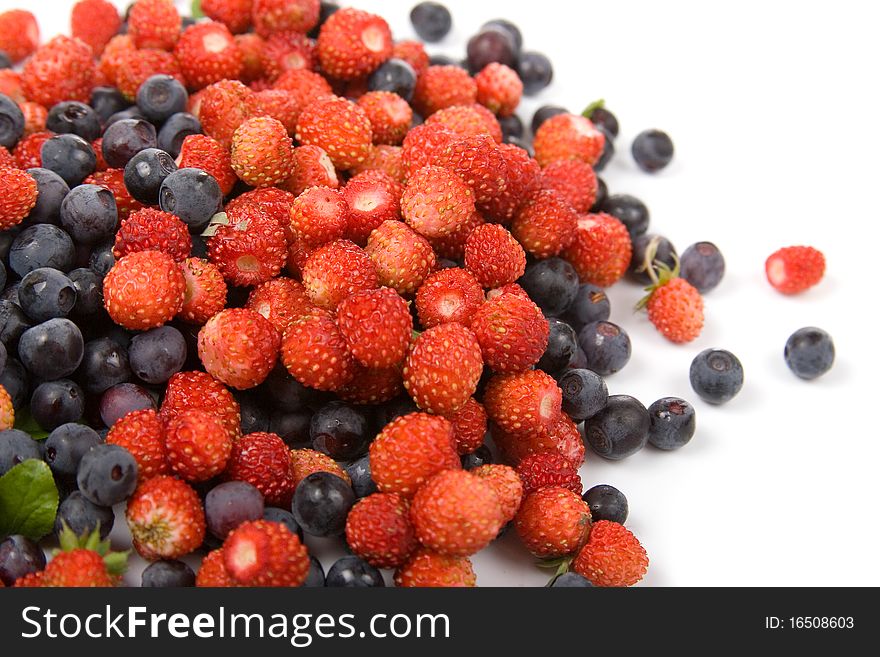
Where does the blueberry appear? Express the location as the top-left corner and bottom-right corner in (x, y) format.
(44, 422), (102, 479)
(466, 28), (518, 74)
(159, 167), (222, 231)
(558, 368), (608, 421)
(0, 93), (24, 148)
(589, 106), (619, 139)
(460, 443), (493, 470)
(77, 337), (131, 395)
(30, 379), (85, 431)
(519, 257), (579, 317)
(562, 345), (587, 374)
(0, 340), (5, 375)
(537, 319), (578, 375)
(77, 443), (138, 506)
(310, 400), (373, 460)
(505, 135), (533, 157)
(291, 472), (355, 537)
(0, 429), (41, 476)
(518, 51), (553, 95)
(270, 409), (312, 448)
(142, 560), (196, 587)
(19, 318), (84, 380)
(105, 107), (148, 127)
(409, 2), (452, 42)
(102, 118), (157, 168)
(647, 397), (696, 450)
(591, 177), (607, 212)
(60, 183), (119, 245)
(264, 364), (319, 412)
(40, 134), (96, 186)
(551, 572), (593, 587)
(90, 86), (129, 125)
(784, 327), (834, 380)
(124, 148), (177, 205)
(0, 359), (28, 410)
(128, 325), (187, 384)
(584, 395), (649, 460)
(0, 535), (46, 586)
(308, 1), (339, 39)
(0, 300), (32, 348)
(304, 556), (325, 587)
(689, 349), (744, 404)
(563, 284), (610, 331)
(325, 555), (384, 587)
(629, 234), (677, 285)
(136, 74), (188, 123)
(54, 490), (114, 539)
(367, 58), (417, 101)
(578, 321), (631, 376)
(0, 283), (19, 305)
(481, 18), (523, 51)
(157, 112), (201, 158)
(374, 395), (418, 428)
(343, 454), (378, 498)
(46, 101), (102, 142)
(677, 242), (725, 295)
(205, 481), (265, 540)
(632, 129), (674, 172)
(498, 113), (524, 141)
(0, 51), (11, 69)
(531, 105), (567, 135)
(582, 484), (628, 524)
(593, 126), (615, 172)
(18, 268), (77, 322)
(88, 238), (116, 276)
(235, 391), (270, 434)
(99, 382), (156, 427)
(25, 168), (70, 226)
(428, 54), (460, 67)
(9, 224), (75, 277)
(263, 506), (304, 540)
(68, 268), (103, 317)
(601, 194), (649, 238)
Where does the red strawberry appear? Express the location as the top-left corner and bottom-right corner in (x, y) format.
(300, 239), (378, 310)
(71, 0), (121, 56)
(115, 48), (184, 101)
(400, 122), (456, 178)
(561, 212), (632, 287)
(515, 451), (583, 496)
(493, 409), (585, 466)
(0, 167), (38, 231)
(198, 308), (281, 389)
(235, 33), (265, 82)
(252, 0), (320, 37)
(207, 206), (288, 287)
(18, 101), (47, 136)
(470, 290), (549, 373)
(0, 9), (39, 63)
(464, 223), (526, 288)
(126, 475), (206, 560)
(480, 142), (542, 222)
(484, 370), (563, 440)
(160, 371), (241, 442)
(281, 309), (356, 391)
(12, 131), (50, 170)
(0, 147), (13, 170)
(391, 40), (429, 77)
(295, 95), (373, 170)
(765, 245), (825, 295)
(572, 520), (649, 587)
(415, 267), (484, 329)
(0, 69), (24, 103)
(342, 174), (402, 244)
(198, 79), (259, 148)
(290, 448), (351, 489)
(0, 384), (13, 431)
(260, 31), (316, 81)
(446, 396), (487, 455)
(225, 432), (296, 506)
(540, 159), (598, 213)
(273, 67), (332, 111)
(316, 7), (392, 81)
(103, 250), (185, 330)
(412, 65), (478, 117)
(515, 487), (591, 558)
(283, 144), (339, 195)
(286, 236), (314, 278)
(357, 91), (412, 145)
(425, 103), (503, 143)
(178, 257), (227, 324)
(427, 209), (484, 260)
(113, 208), (191, 261)
(21, 35), (94, 107)
(472, 464), (523, 522)
(128, 0), (180, 51)
(222, 519), (310, 586)
(474, 63), (523, 117)
(337, 287), (412, 368)
(402, 165), (475, 238)
(337, 363), (404, 405)
(202, 0), (253, 34)
(253, 88), (301, 135)
(230, 116), (294, 187)
(39, 525), (128, 587)
(174, 21), (243, 90)
(176, 134), (237, 196)
(165, 409), (233, 482)
(369, 412), (460, 497)
(106, 409), (170, 482)
(364, 220), (436, 295)
(288, 186), (349, 246)
(98, 34), (135, 86)
(245, 277), (314, 331)
(196, 548), (237, 587)
(639, 271), (704, 344)
(225, 186), (297, 233)
(435, 134), (508, 208)
(345, 492), (417, 569)
(511, 189), (579, 258)
(394, 548), (476, 587)
(534, 112), (606, 167)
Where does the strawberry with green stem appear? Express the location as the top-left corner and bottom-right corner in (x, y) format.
(635, 241), (704, 344)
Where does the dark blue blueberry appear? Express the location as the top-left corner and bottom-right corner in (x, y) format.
(563, 347), (588, 373)
(205, 481), (265, 540)
(270, 409), (312, 449)
(506, 135), (533, 157)
(410, 2), (452, 42)
(0, 51), (11, 69)
(304, 556), (325, 587)
(60, 183), (119, 245)
(784, 327), (834, 380)
(531, 104), (567, 135)
(157, 112), (201, 158)
(460, 443), (493, 470)
(551, 572), (593, 587)
(40, 134), (96, 186)
(18, 268), (77, 322)
(0, 340), (5, 375)
(375, 395), (418, 428)
(519, 257), (579, 318)
(308, 1), (339, 38)
(77, 337), (131, 396)
(142, 560), (196, 587)
(0, 300), (32, 348)
(88, 238), (116, 276)
(578, 321), (631, 376)
(25, 168), (70, 226)
(537, 319), (578, 375)
(105, 107), (148, 127)
(466, 28), (518, 74)
(76, 443), (138, 506)
(0, 358), (28, 410)
(18, 318), (84, 380)
(588, 106), (619, 139)
(583, 484), (628, 524)
(102, 118), (157, 168)
(99, 382), (156, 427)
(128, 325), (186, 384)
(629, 234), (676, 285)
(124, 147), (177, 205)
(90, 86), (129, 125)
(0, 535), (46, 586)
(235, 390), (270, 434)
(689, 349), (744, 404)
(647, 397), (696, 450)
(498, 113), (524, 142)
(325, 555), (384, 587)
(593, 126), (615, 172)
(0, 429), (41, 476)
(44, 422), (102, 480)
(159, 167), (222, 231)
(563, 284), (610, 331)
(481, 18), (522, 51)
(368, 58), (417, 101)
(46, 101), (102, 142)
(54, 490), (114, 539)
(9, 224), (75, 277)
(0, 93), (24, 148)
(292, 472), (355, 537)
(263, 506), (304, 540)
(0, 282), (18, 305)
(310, 400), (373, 460)
(264, 364), (319, 412)
(680, 242), (725, 294)
(428, 54), (460, 67)
(136, 74), (188, 123)
(591, 177), (607, 212)
(30, 379), (85, 431)
(343, 454), (378, 498)
(68, 268), (103, 317)
(558, 368), (608, 422)
(601, 194), (649, 238)
(632, 129), (674, 173)
(518, 51), (553, 96)
(584, 394), (649, 460)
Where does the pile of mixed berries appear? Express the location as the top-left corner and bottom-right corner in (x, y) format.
(0, 0), (833, 589)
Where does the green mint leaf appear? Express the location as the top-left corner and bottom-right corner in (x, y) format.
(0, 459), (60, 541)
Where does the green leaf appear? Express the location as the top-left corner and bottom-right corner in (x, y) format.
(0, 459), (59, 541)
(13, 408), (49, 440)
(191, 0), (204, 19)
(582, 99), (605, 119)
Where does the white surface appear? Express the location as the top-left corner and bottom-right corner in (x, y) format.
(5, 0), (879, 586)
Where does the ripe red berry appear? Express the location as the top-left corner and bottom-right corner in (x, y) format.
(511, 189), (579, 258)
(364, 220), (437, 295)
(0, 9), (39, 63)
(402, 165), (475, 238)
(342, 174), (403, 244)
(207, 206), (288, 287)
(480, 142), (542, 222)
(765, 245), (825, 295)
(474, 63), (523, 117)
(300, 239), (378, 310)
(225, 432), (296, 506)
(392, 39), (429, 77)
(106, 409), (170, 482)
(515, 487), (591, 558)
(0, 167), (38, 231)
(12, 131), (49, 170)
(196, 548), (237, 587)
(337, 364), (404, 405)
(175, 21), (243, 90)
(222, 519), (310, 587)
(281, 309), (356, 391)
(337, 287), (413, 368)
(464, 223), (526, 288)
(446, 396), (488, 455)
(245, 276), (314, 331)
(412, 65), (478, 117)
(345, 492), (417, 569)
(534, 112), (606, 167)
(224, 186), (297, 233)
(493, 411), (585, 467)
(283, 144), (339, 196)
(115, 48), (183, 101)
(252, 0), (320, 38)
(0, 385), (13, 431)
(644, 276), (704, 344)
(71, 0), (121, 56)
(160, 370), (241, 442)
(572, 520), (649, 587)
(230, 116), (294, 187)
(394, 548), (476, 587)
(427, 209), (484, 260)
(425, 103), (503, 143)
(113, 208), (191, 262)
(401, 122), (456, 178)
(484, 370), (563, 440)
(515, 451), (583, 496)
(470, 290), (549, 373)
(21, 35), (94, 107)
(18, 101), (47, 136)
(198, 308), (281, 389)
(260, 31), (316, 81)
(288, 186), (349, 246)
(202, 0), (253, 34)
(198, 79), (259, 149)
(85, 169), (145, 220)
(126, 475), (206, 560)
(295, 95), (373, 170)
(562, 212), (632, 287)
(349, 144), (406, 183)
(316, 7), (392, 81)
(178, 257), (228, 324)
(290, 448), (351, 489)
(415, 267), (484, 329)
(357, 91), (413, 145)
(176, 134), (237, 196)
(103, 250), (186, 331)
(472, 464), (523, 522)
(540, 159), (598, 213)
(435, 134), (508, 209)
(165, 409), (233, 482)
(127, 0), (180, 51)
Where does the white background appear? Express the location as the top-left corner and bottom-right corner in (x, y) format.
(4, 0), (879, 586)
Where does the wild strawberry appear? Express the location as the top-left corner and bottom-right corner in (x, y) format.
(472, 464), (523, 522)
(400, 122), (456, 178)
(0, 167), (38, 231)
(246, 277), (314, 331)
(401, 165), (475, 239)
(470, 290), (549, 373)
(511, 189), (579, 258)
(286, 236), (314, 278)
(253, 0), (320, 37)
(71, 0), (120, 56)
(115, 48), (184, 101)
(356, 91), (412, 145)
(515, 451), (583, 496)
(349, 144), (406, 183)
(342, 175), (403, 244)
(12, 131), (50, 170)
(446, 397), (487, 455)
(199, 79), (259, 148)
(295, 95), (373, 170)
(40, 526), (128, 587)
(425, 103), (503, 143)
(198, 308), (280, 389)
(106, 409), (170, 482)
(0, 384), (13, 431)
(288, 186), (349, 246)
(561, 212), (632, 287)
(18, 101), (47, 136)
(435, 134), (508, 209)
(484, 370), (563, 440)
(480, 142), (542, 222)
(235, 33), (265, 82)
(225, 432), (296, 506)
(369, 412), (460, 497)
(283, 144), (339, 195)
(13, 572), (44, 588)
(222, 519), (310, 586)
(290, 448), (351, 489)
(345, 492), (417, 569)
(412, 65), (478, 117)
(638, 264), (704, 344)
(202, 0), (253, 34)
(474, 63), (523, 117)
(534, 112), (606, 167)
(281, 309), (356, 391)
(161, 371), (241, 441)
(464, 223), (526, 288)
(415, 268), (484, 329)
(21, 35), (94, 107)
(300, 239), (378, 310)
(128, 0), (180, 51)
(126, 475), (206, 560)
(165, 409), (233, 482)
(572, 520), (648, 587)
(494, 409), (585, 467)
(0, 69), (24, 104)
(0, 9), (39, 63)
(273, 66), (332, 105)
(316, 7), (392, 80)
(103, 250), (185, 330)
(176, 134), (237, 196)
(196, 548), (237, 587)
(98, 34), (136, 85)
(178, 257), (227, 324)
(337, 287), (412, 368)
(540, 159), (598, 213)
(338, 364), (404, 405)
(515, 487), (591, 558)
(113, 208), (191, 262)
(225, 186), (298, 233)
(252, 89), (300, 135)
(402, 323), (482, 415)
(364, 220), (436, 295)
(230, 116), (294, 187)
(394, 548), (476, 587)
(391, 39), (429, 77)
(427, 209), (484, 260)
(207, 207), (288, 286)
(175, 21), (243, 90)
(765, 245), (825, 295)
(0, 147), (13, 170)
(260, 31), (316, 81)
